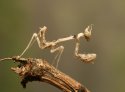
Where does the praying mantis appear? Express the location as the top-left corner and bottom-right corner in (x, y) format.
(18, 25), (96, 68)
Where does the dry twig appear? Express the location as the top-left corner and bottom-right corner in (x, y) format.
(0, 56), (90, 92)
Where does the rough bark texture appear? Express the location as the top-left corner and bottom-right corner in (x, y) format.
(8, 56), (90, 92)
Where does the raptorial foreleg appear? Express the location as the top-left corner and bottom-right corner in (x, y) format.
(74, 39), (96, 64)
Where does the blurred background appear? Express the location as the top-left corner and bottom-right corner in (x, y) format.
(0, 0), (125, 92)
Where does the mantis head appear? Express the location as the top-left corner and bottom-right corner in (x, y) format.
(84, 25), (93, 41)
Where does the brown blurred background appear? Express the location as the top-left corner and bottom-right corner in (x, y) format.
(0, 0), (125, 92)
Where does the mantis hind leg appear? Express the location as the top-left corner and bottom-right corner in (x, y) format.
(19, 33), (39, 58)
(19, 26), (47, 58)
